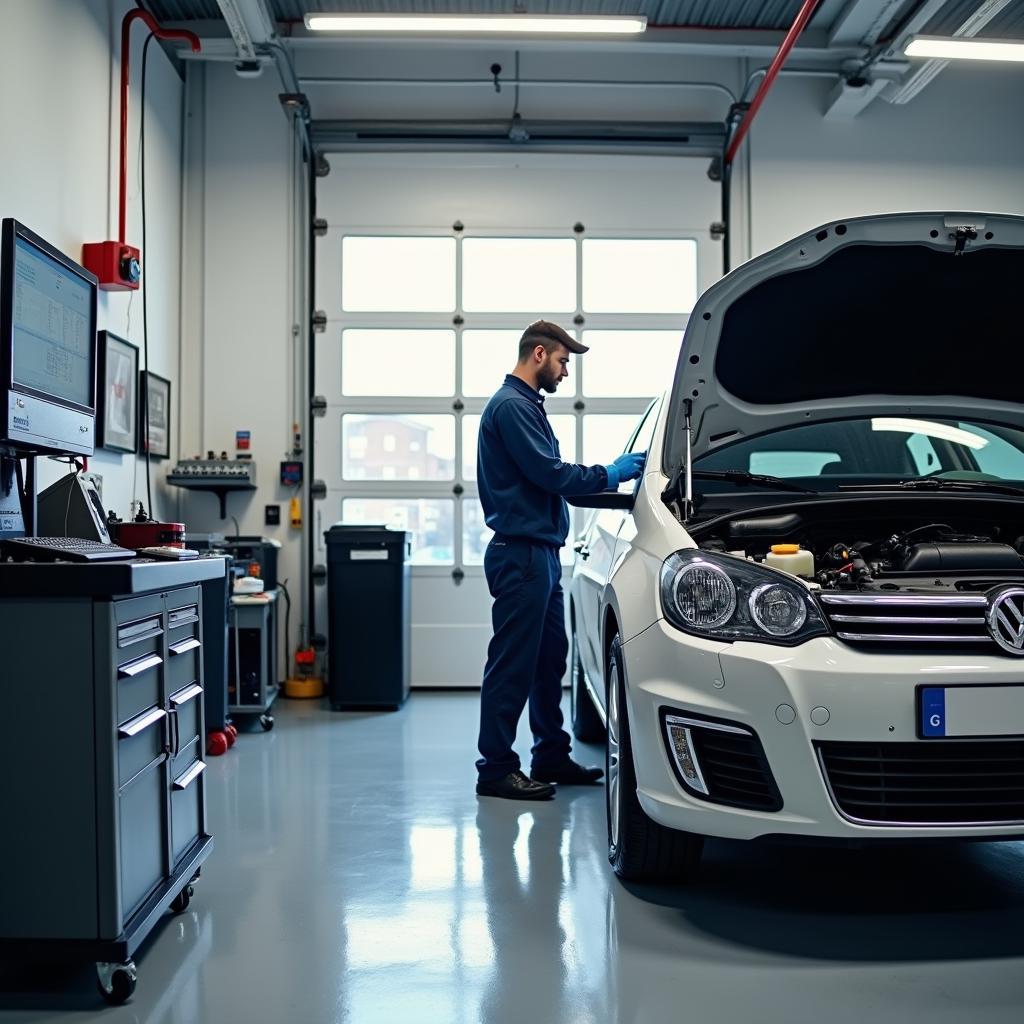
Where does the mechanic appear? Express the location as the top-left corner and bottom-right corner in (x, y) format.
(475, 320), (645, 801)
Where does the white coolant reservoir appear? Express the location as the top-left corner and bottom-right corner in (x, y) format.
(764, 544), (815, 577)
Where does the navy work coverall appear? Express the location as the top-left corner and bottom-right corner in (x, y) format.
(476, 374), (616, 781)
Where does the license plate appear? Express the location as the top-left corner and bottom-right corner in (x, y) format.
(918, 685), (1024, 739)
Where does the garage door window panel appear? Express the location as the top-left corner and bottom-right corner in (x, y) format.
(341, 236), (456, 312)
(342, 330), (455, 397)
(343, 415), (455, 481)
(462, 239), (576, 313)
(582, 239), (698, 314)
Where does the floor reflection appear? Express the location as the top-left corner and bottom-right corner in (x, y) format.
(3, 696), (1024, 1024)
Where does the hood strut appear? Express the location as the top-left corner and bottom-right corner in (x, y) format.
(684, 399), (694, 521)
(662, 399), (695, 523)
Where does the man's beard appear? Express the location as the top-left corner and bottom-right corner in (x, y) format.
(539, 365), (561, 393)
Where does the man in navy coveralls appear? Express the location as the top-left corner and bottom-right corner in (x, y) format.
(475, 321), (645, 800)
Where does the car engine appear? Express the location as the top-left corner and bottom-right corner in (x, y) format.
(695, 504), (1024, 594)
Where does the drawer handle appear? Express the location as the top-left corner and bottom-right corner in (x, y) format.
(117, 618), (164, 648)
(118, 706), (167, 738)
(173, 760), (206, 791)
(169, 637), (201, 656)
(170, 683), (203, 707)
(118, 653), (163, 678)
(169, 605), (200, 628)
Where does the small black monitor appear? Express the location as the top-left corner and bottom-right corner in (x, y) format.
(0, 219), (98, 456)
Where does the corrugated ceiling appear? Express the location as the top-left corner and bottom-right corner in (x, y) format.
(145, 0), (819, 29)
(143, 1), (1024, 39)
(924, 0), (1024, 36)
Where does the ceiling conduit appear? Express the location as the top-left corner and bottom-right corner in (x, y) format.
(719, 0), (823, 275)
(724, 0), (824, 167)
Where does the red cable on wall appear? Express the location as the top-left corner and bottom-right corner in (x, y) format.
(118, 10), (201, 244)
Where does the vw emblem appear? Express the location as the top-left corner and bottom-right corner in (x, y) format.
(987, 588), (1024, 655)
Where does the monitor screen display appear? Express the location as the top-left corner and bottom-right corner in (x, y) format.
(12, 236), (93, 409)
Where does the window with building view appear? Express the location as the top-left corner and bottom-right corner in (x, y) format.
(336, 232), (697, 567)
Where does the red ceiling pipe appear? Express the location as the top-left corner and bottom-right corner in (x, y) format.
(118, 10), (201, 243)
(723, 0), (821, 166)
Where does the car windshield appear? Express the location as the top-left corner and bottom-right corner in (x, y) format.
(691, 417), (1024, 493)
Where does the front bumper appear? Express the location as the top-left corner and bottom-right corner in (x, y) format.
(623, 618), (1024, 841)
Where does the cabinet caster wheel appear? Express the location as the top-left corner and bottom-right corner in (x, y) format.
(207, 731), (229, 757)
(169, 884), (193, 914)
(96, 959), (137, 1005)
(259, 714), (274, 731)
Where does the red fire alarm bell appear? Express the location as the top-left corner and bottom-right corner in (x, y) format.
(82, 242), (142, 291)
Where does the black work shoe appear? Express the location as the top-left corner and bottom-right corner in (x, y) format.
(477, 770), (556, 801)
(531, 759), (604, 786)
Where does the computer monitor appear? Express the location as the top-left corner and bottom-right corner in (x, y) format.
(0, 219), (98, 457)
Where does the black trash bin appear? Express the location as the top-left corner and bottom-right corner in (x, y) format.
(325, 524), (411, 710)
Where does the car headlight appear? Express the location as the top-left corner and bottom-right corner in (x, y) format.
(660, 550), (827, 644)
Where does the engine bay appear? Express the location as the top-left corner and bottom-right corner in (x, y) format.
(692, 499), (1024, 594)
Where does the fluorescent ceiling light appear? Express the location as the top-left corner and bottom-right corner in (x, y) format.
(304, 14), (647, 35)
(904, 36), (1024, 62)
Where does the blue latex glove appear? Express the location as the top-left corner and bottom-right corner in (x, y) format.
(605, 451), (646, 490)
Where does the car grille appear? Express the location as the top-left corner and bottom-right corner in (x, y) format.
(818, 592), (993, 649)
(817, 740), (1024, 825)
(688, 727), (783, 811)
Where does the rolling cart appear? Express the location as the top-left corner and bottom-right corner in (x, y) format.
(228, 589), (279, 731)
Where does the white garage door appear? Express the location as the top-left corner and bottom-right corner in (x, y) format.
(313, 153), (719, 687)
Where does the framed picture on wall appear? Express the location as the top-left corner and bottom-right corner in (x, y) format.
(96, 331), (139, 454)
(139, 370), (171, 460)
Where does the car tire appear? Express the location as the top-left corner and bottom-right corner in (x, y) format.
(606, 634), (703, 883)
(570, 628), (605, 743)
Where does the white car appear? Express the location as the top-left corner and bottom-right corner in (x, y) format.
(568, 212), (1024, 882)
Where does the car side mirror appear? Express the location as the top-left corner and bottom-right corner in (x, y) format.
(567, 491), (634, 510)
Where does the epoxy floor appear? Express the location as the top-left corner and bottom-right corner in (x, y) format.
(3, 691), (1024, 1023)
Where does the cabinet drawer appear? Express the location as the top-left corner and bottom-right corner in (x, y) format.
(172, 733), (202, 777)
(167, 588), (201, 634)
(167, 635), (201, 693)
(117, 650), (164, 726)
(170, 757), (205, 866)
(120, 761), (166, 919)
(170, 682), (203, 753)
(118, 707), (167, 787)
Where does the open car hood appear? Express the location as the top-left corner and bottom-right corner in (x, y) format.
(664, 212), (1024, 470)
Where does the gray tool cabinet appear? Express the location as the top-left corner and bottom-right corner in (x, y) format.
(0, 558), (225, 1004)
(228, 590), (279, 730)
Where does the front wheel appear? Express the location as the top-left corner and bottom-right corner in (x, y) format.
(570, 629), (605, 743)
(606, 635), (703, 883)
(96, 960), (137, 1005)
(169, 884), (193, 914)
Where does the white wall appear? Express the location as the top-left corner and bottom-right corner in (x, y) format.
(179, 63), (306, 663)
(1, 0), (184, 520)
(0, 0), (184, 520)
(749, 67), (1024, 254)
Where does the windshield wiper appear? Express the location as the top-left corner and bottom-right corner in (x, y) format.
(691, 470), (815, 494)
(839, 477), (1024, 497)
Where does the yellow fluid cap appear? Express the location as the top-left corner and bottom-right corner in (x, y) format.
(771, 544), (801, 554)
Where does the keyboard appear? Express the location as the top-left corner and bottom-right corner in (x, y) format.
(3, 536), (139, 563)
